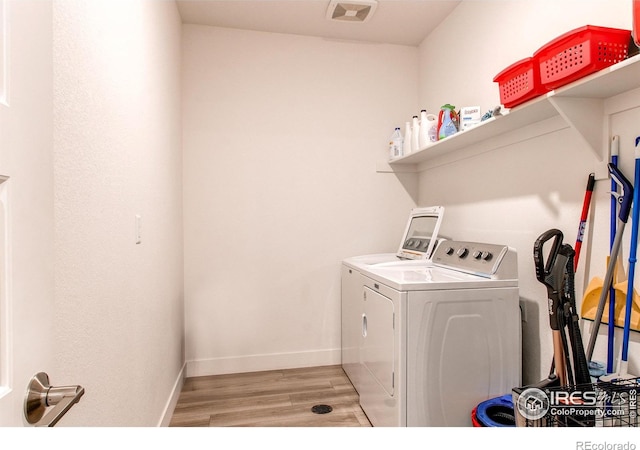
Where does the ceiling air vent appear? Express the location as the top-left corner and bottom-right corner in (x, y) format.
(326, 0), (378, 23)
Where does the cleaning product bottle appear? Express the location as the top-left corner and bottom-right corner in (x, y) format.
(419, 110), (438, 146)
(411, 115), (420, 152)
(388, 127), (403, 159)
(437, 104), (458, 140)
(418, 110), (437, 148)
(403, 121), (413, 156)
(428, 120), (438, 143)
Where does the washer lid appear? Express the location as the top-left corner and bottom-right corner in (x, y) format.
(363, 265), (517, 291)
(396, 206), (445, 260)
(362, 240), (518, 291)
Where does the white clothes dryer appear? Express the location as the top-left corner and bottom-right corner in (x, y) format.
(342, 240), (521, 427)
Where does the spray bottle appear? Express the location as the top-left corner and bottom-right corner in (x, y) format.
(437, 104), (459, 140)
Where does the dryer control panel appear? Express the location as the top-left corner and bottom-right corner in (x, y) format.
(432, 240), (517, 279)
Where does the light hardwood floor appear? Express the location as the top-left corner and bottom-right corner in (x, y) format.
(169, 365), (372, 427)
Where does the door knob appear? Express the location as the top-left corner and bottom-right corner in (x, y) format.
(24, 372), (85, 427)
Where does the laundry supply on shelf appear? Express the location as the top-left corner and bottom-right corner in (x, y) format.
(388, 127), (403, 159)
(418, 110), (437, 147)
(411, 115), (420, 152)
(437, 104), (459, 140)
(459, 106), (481, 131)
(480, 106), (503, 122)
(402, 121), (412, 156)
(460, 106), (482, 131)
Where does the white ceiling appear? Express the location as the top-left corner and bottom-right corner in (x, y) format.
(176, 0), (462, 46)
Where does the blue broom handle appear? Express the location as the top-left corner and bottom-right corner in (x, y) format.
(608, 137), (618, 374)
(608, 162), (617, 372)
(623, 140), (640, 363)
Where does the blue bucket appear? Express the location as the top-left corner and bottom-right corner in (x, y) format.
(474, 394), (516, 427)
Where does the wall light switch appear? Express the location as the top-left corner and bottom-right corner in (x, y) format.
(135, 214), (142, 244)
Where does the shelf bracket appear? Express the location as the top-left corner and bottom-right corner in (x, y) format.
(376, 161), (418, 174)
(548, 96), (605, 161)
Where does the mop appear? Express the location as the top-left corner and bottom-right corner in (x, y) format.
(608, 137), (620, 374)
(601, 136), (640, 383)
(584, 163), (633, 363)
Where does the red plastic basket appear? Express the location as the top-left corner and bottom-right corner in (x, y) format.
(493, 57), (550, 108)
(534, 25), (631, 90)
(634, 0), (640, 47)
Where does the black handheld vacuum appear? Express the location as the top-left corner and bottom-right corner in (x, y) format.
(534, 228), (592, 388)
(520, 229), (594, 427)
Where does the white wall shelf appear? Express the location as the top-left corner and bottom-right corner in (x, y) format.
(382, 54), (640, 175)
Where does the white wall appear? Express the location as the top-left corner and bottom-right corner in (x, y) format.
(52, 0), (184, 426)
(182, 25), (418, 376)
(418, 0), (631, 114)
(416, 0), (638, 384)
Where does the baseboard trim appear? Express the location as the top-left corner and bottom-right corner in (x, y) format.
(186, 348), (341, 378)
(158, 362), (186, 427)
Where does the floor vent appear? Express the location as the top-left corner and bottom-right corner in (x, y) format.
(311, 404), (333, 414)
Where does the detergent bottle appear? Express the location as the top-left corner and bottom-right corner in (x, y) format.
(437, 104), (458, 140)
(411, 115), (420, 152)
(418, 110), (437, 148)
(388, 127), (403, 159)
(403, 121), (413, 156)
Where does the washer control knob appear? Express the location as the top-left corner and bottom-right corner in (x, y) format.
(482, 252), (493, 261)
(472, 250), (482, 260)
(445, 247), (454, 255)
(456, 247), (469, 258)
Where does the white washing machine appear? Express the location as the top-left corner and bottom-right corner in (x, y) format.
(342, 239), (521, 427)
(343, 205), (445, 271)
(342, 206), (445, 393)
